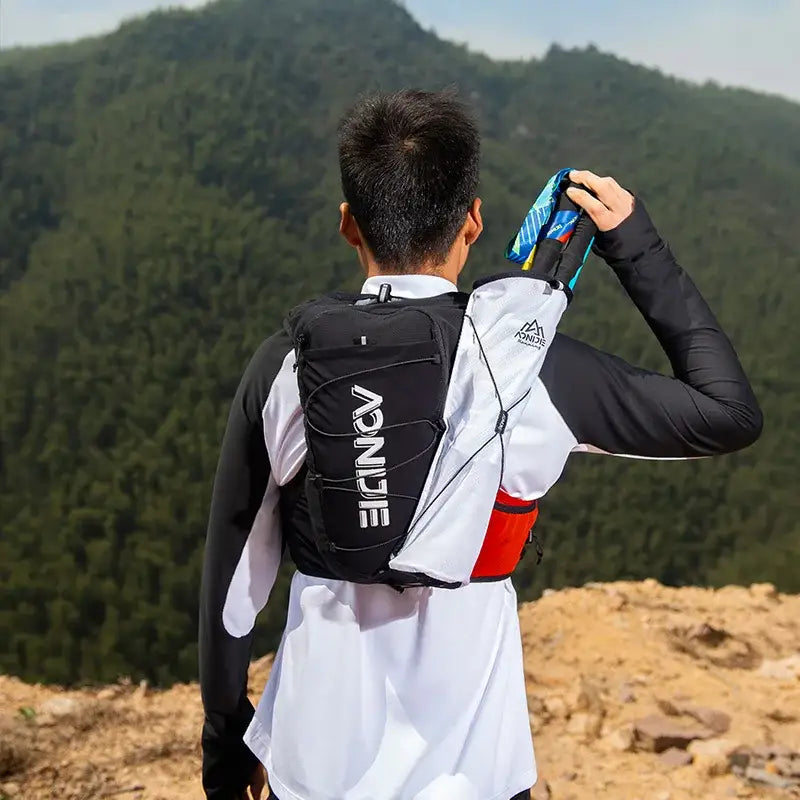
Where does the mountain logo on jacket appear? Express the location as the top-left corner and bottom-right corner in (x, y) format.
(515, 319), (546, 349)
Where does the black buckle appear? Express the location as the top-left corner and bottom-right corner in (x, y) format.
(495, 410), (509, 434)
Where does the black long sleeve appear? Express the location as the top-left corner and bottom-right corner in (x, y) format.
(540, 199), (763, 458)
(199, 332), (290, 800)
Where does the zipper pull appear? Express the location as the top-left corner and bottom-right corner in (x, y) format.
(293, 333), (308, 372)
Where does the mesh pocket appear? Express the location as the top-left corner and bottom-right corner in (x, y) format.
(299, 336), (447, 581)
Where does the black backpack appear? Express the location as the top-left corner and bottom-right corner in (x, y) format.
(284, 286), (469, 588)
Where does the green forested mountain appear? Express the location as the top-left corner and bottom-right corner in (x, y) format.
(1, 0), (798, 686)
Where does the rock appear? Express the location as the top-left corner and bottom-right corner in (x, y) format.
(531, 779), (551, 800)
(745, 744), (800, 784)
(743, 766), (798, 789)
(0, 782), (21, 797)
(567, 677), (603, 714)
(659, 747), (693, 769)
(602, 726), (635, 753)
(96, 686), (123, 701)
(618, 682), (636, 704)
(749, 583), (778, 601)
(766, 708), (797, 723)
(693, 753), (731, 777)
(666, 622), (761, 669)
(757, 655), (800, 680)
(687, 622), (729, 647)
(656, 698), (680, 716)
(39, 696), (82, 718)
(32, 713), (56, 728)
(728, 746), (753, 771)
(566, 711), (604, 741)
(656, 698), (731, 733)
(133, 679), (149, 704)
(750, 743), (796, 760)
(0, 721), (33, 779)
(632, 715), (714, 753)
(684, 705), (731, 734)
(767, 756), (800, 778)
(688, 738), (741, 760)
(527, 694), (547, 717)
(544, 696), (569, 720)
(608, 591), (628, 611)
(34, 695), (92, 727)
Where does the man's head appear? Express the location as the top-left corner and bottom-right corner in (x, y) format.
(338, 89), (483, 280)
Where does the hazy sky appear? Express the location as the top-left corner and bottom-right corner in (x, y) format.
(2, 0), (798, 101)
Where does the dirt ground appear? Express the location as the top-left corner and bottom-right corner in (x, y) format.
(2, 580), (799, 800)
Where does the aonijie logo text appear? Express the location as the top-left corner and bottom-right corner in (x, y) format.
(515, 319), (546, 349)
(352, 384), (390, 528)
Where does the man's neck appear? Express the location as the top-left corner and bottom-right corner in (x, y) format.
(366, 267), (455, 281)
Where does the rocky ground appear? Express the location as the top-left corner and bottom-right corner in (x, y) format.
(2, 580), (800, 800)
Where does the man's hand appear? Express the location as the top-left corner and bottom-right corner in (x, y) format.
(241, 764), (267, 799)
(566, 170), (634, 232)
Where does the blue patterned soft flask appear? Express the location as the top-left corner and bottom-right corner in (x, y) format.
(505, 168), (596, 291)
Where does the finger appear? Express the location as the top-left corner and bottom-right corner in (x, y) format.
(600, 177), (633, 212)
(568, 170), (606, 198)
(252, 769), (267, 799)
(244, 782), (258, 800)
(569, 170), (622, 208)
(600, 174), (626, 197)
(566, 187), (611, 227)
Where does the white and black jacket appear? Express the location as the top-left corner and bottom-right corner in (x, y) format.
(199, 201), (762, 800)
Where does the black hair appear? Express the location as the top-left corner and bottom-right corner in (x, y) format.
(338, 89), (480, 274)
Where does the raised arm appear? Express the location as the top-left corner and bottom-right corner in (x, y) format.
(540, 172), (762, 459)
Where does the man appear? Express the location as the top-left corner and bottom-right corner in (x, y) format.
(200, 90), (762, 800)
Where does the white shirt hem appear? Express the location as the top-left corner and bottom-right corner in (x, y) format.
(245, 716), (537, 800)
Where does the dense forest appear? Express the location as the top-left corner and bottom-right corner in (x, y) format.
(1, 0), (798, 686)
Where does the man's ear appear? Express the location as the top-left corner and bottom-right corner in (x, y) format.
(339, 202), (361, 248)
(465, 197), (483, 246)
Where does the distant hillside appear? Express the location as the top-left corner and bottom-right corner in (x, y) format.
(1, 0), (798, 685)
